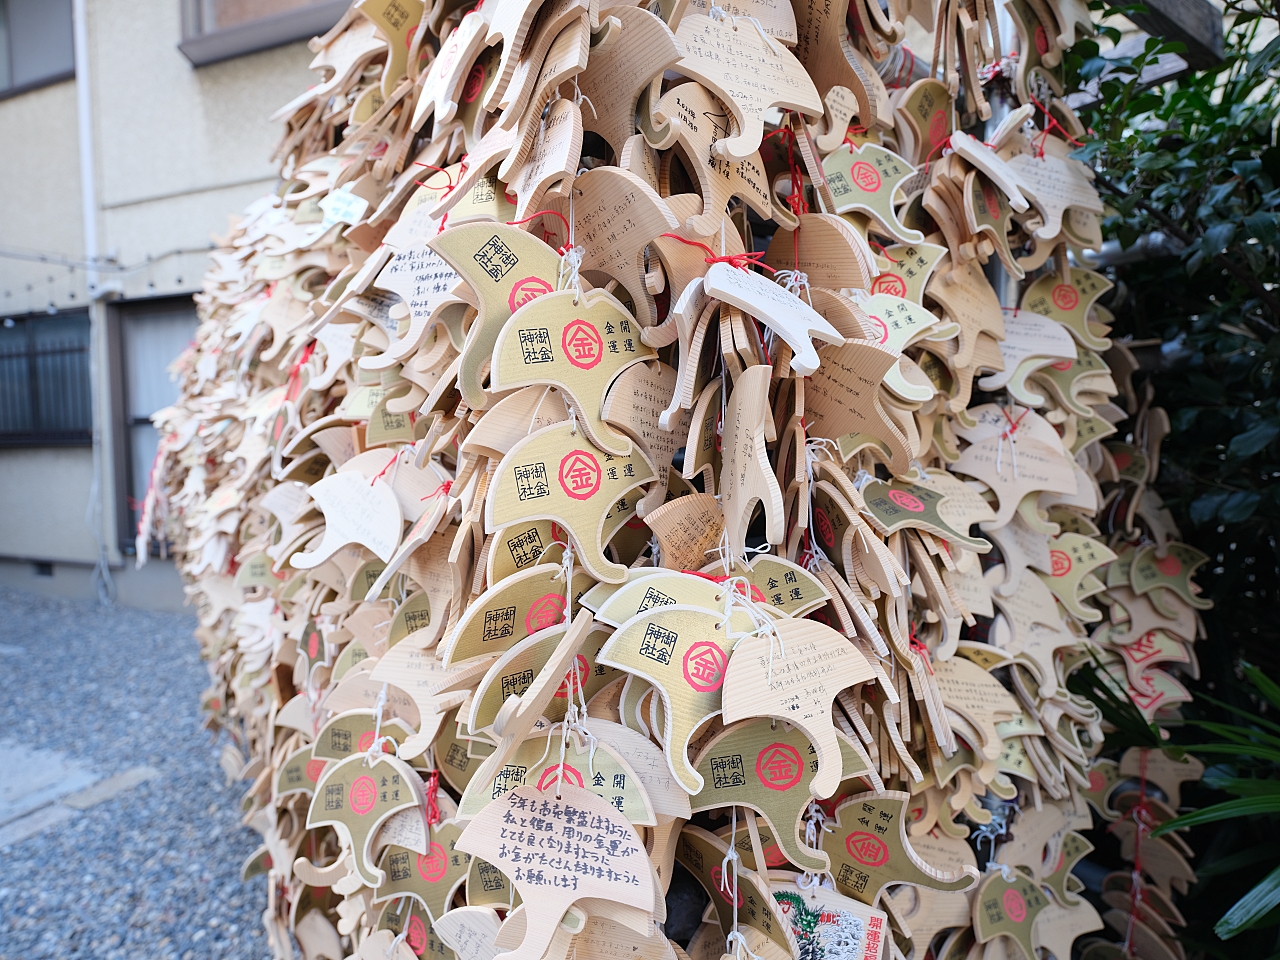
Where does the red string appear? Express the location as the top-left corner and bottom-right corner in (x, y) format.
(922, 135), (952, 173)
(908, 622), (934, 674)
(413, 162), (455, 187)
(867, 240), (904, 265)
(420, 480), (453, 501)
(507, 210), (573, 253)
(1028, 94), (1083, 157)
(370, 451), (399, 486)
(842, 125), (869, 151)
(424, 770), (441, 825)
(286, 342), (316, 401)
(657, 233), (776, 273)
(1000, 404), (1029, 436)
(766, 124), (809, 216)
(1110, 749), (1151, 957)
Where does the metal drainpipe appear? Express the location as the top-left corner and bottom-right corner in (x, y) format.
(982, 0), (1022, 310)
(73, 0), (117, 603)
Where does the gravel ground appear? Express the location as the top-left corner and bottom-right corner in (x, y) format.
(0, 586), (269, 960)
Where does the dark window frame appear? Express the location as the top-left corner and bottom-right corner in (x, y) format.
(177, 0), (348, 67)
(0, 309), (93, 448)
(0, 0), (76, 99)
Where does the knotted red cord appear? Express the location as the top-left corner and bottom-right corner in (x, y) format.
(420, 480), (452, 501)
(371, 450), (399, 486)
(1028, 94), (1083, 157)
(657, 233), (776, 273)
(507, 210), (574, 253)
(424, 770), (441, 825)
(285, 342), (316, 401)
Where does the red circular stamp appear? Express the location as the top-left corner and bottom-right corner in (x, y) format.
(418, 842), (448, 882)
(814, 508), (836, 550)
(1002, 888), (1027, 923)
(554, 654), (590, 698)
(1088, 769), (1105, 792)
(982, 181), (1001, 220)
(305, 758), (326, 782)
(845, 831), (890, 867)
(763, 844), (788, 867)
(869, 315), (889, 344)
(929, 109), (948, 144)
(710, 865), (744, 906)
(1050, 550), (1072, 577)
(1112, 452), (1132, 471)
(888, 489), (925, 513)
(1156, 555), (1182, 576)
(682, 641), (727, 693)
(509, 276), (554, 313)
(349, 775), (377, 815)
(1052, 283), (1079, 311)
(526, 592), (566, 632)
(537, 762), (584, 791)
(871, 274), (907, 298)
(558, 450), (602, 500)
(851, 161), (882, 192)
(1034, 25), (1049, 55)
(406, 914), (428, 955)
(562, 319), (604, 369)
(462, 63), (485, 102)
(306, 628), (321, 660)
(756, 743), (804, 791)
(358, 730), (374, 752)
(1051, 359), (1074, 371)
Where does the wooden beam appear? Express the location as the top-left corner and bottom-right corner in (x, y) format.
(1125, 0), (1224, 70)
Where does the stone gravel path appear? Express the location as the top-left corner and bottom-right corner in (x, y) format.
(0, 587), (268, 959)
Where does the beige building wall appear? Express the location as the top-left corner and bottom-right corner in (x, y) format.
(0, 2), (321, 606)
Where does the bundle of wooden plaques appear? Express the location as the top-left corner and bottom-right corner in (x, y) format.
(138, 0), (1212, 958)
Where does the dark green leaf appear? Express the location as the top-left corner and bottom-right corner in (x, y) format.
(1217, 864), (1280, 939)
(1229, 421), (1280, 457)
(1220, 490), (1262, 522)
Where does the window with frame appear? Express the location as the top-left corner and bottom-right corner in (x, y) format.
(0, 0), (75, 98)
(0, 310), (92, 446)
(178, 0), (348, 66)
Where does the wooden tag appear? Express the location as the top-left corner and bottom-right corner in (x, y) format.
(673, 14), (822, 161)
(375, 819), (471, 918)
(429, 222), (563, 410)
(721, 365), (785, 558)
(598, 604), (759, 791)
(825, 792), (979, 905)
(806, 340), (911, 475)
(691, 718), (875, 870)
(491, 288), (658, 455)
(1019, 268), (1112, 352)
(292, 472), (403, 569)
(824, 144), (924, 243)
(487, 421), (657, 583)
(972, 870), (1050, 960)
(455, 784), (655, 960)
(722, 617), (876, 797)
(306, 753), (425, 887)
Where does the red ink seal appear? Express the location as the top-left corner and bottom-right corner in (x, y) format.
(763, 844), (788, 867)
(846, 831), (890, 867)
(1034, 25), (1049, 55)
(1051, 283), (1079, 311)
(1088, 769), (1105, 792)
(306, 629), (321, 660)
(869, 315), (889, 344)
(508, 276), (554, 313)
(462, 63), (485, 102)
(418, 842), (448, 882)
(814, 508), (836, 550)
(305, 759), (326, 783)
(851, 161), (882, 192)
(1156, 555), (1182, 576)
(1050, 359), (1074, 371)
(982, 181), (1001, 220)
(526, 593), (566, 632)
(562, 319), (604, 369)
(710, 865), (744, 906)
(870, 273), (907, 298)
(1002, 888), (1027, 923)
(1050, 550), (1072, 577)
(406, 914), (428, 955)
(888, 489), (925, 513)
(558, 450), (602, 500)
(1112, 452), (1132, 471)
(682, 641), (727, 693)
(349, 775), (377, 815)
(756, 743), (804, 791)
(928, 109), (948, 145)
(537, 762), (584, 791)
(554, 654), (590, 699)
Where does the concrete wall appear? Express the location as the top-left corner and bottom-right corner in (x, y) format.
(0, 447), (99, 562)
(0, 3), (325, 609)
